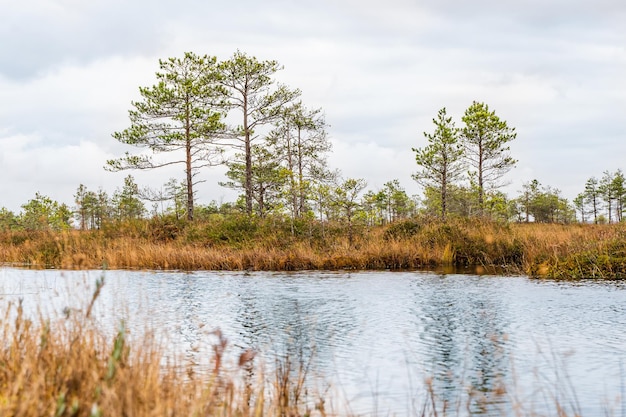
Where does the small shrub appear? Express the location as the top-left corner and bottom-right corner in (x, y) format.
(383, 219), (422, 240)
(146, 215), (186, 242)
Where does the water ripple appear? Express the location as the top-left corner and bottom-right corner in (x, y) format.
(1, 268), (625, 416)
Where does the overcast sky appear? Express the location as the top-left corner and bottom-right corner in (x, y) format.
(1, 0), (625, 213)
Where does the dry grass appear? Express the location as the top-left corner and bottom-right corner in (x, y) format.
(1, 218), (626, 278)
(510, 222), (626, 279)
(0, 295), (323, 417)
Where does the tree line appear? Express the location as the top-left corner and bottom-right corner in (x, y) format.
(412, 104), (516, 220)
(574, 170), (626, 224)
(0, 51), (622, 231)
(0, 175), (420, 233)
(411, 103), (621, 224)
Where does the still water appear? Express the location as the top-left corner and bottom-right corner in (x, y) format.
(1, 268), (625, 416)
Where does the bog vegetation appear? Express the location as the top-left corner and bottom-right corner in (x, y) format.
(0, 287), (323, 417)
(2, 211), (626, 279)
(2, 50), (626, 278)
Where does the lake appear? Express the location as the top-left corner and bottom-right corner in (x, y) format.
(1, 268), (625, 416)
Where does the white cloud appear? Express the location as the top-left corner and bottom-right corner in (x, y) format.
(0, 0), (624, 213)
(0, 134), (112, 211)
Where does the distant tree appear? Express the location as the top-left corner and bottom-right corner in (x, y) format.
(362, 182), (415, 226)
(573, 193), (587, 223)
(112, 175), (145, 220)
(597, 170), (626, 223)
(380, 180), (414, 223)
(0, 207), (18, 231)
(507, 198), (525, 222)
(74, 184), (103, 230)
(413, 107), (464, 220)
(538, 188), (573, 223)
(268, 101), (331, 219)
(141, 178), (188, 219)
(20, 193), (72, 231)
(94, 189), (112, 228)
(218, 51), (300, 215)
(421, 184), (479, 218)
(515, 179), (573, 223)
(518, 180), (540, 222)
(584, 177), (601, 224)
(311, 182), (334, 224)
(599, 171), (616, 223)
(450, 185), (480, 218)
(107, 52), (225, 221)
(331, 178), (367, 245)
(611, 170), (625, 222)
(460, 101), (517, 214)
(362, 190), (385, 226)
(483, 190), (512, 222)
(74, 184), (90, 230)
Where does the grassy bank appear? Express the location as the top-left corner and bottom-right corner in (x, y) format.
(1, 216), (626, 278)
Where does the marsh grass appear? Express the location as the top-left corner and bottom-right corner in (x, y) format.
(0, 290), (324, 417)
(1, 216), (626, 278)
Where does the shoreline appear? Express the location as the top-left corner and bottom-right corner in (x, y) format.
(1, 217), (625, 279)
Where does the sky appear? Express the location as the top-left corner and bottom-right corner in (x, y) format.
(1, 0), (625, 214)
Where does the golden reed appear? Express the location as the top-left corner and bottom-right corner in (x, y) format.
(1, 217), (625, 278)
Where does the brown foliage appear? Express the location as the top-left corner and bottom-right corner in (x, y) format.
(0, 300), (320, 417)
(1, 217), (625, 278)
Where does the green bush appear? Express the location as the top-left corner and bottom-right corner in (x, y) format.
(383, 219), (422, 240)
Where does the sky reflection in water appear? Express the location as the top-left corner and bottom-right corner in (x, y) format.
(1, 268), (624, 416)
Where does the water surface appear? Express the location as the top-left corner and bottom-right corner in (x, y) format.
(1, 268), (624, 416)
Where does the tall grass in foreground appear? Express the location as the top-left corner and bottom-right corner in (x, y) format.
(0, 297), (322, 417)
(1, 216), (626, 278)
(1, 288), (621, 417)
